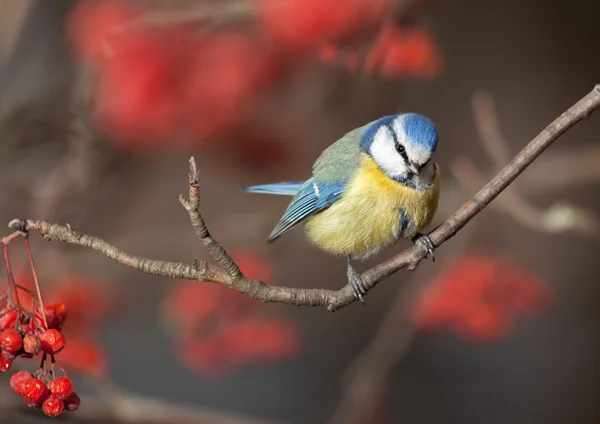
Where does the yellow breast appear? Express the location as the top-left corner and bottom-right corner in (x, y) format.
(304, 155), (440, 258)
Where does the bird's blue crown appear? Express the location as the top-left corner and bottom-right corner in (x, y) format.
(360, 113), (438, 153)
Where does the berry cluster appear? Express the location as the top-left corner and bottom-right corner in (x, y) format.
(161, 250), (301, 375)
(66, 0), (441, 153)
(1, 298), (81, 417)
(320, 26), (441, 78)
(1, 240), (81, 417)
(410, 255), (553, 341)
(10, 371), (80, 417)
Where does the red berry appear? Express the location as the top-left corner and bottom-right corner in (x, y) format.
(0, 308), (17, 330)
(23, 334), (41, 355)
(10, 370), (32, 395)
(49, 376), (73, 400)
(1, 328), (23, 353)
(96, 40), (180, 144)
(21, 378), (49, 408)
(58, 338), (108, 378)
(253, 0), (388, 49)
(232, 250), (273, 283)
(64, 392), (81, 411)
(21, 323), (34, 334)
(43, 396), (65, 417)
(39, 329), (65, 354)
(46, 303), (68, 329)
(69, 0), (139, 63)
(0, 356), (12, 373)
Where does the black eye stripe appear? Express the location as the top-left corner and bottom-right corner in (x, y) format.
(396, 144), (409, 162)
(385, 123), (409, 162)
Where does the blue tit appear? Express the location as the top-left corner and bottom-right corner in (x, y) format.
(244, 113), (440, 302)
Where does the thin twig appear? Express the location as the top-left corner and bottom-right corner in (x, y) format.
(178, 157), (241, 278)
(3, 85), (600, 311)
(2, 244), (21, 319)
(459, 90), (600, 240)
(450, 156), (547, 231)
(23, 236), (47, 328)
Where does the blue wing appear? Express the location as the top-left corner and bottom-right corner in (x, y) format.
(267, 178), (347, 242)
(243, 182), (304, 196)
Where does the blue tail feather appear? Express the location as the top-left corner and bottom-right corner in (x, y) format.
(243, 182), (304, 196)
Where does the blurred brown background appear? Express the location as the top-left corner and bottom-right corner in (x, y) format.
(1, 0), (599, 423)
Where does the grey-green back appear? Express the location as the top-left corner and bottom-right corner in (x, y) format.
(312, 126), (363, 183)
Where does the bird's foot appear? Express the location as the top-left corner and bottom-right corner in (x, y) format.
(412, 233), (436, 262)
(347, 259), (368, 305)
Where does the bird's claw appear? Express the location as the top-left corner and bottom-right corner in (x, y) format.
(347, 264), (367, 305)
(412, 233), (436, 262)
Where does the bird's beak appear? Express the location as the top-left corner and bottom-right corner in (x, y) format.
(408, 162), (421, 175)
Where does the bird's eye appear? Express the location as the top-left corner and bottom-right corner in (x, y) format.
(396, 144), (406, 155)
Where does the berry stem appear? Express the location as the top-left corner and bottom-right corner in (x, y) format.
(16, 283), (39, 311)
(40, 352), (48, 376)
(50, 357), (56, 379)
(3, 244), (23, 326)
(24, 237), (48, 329)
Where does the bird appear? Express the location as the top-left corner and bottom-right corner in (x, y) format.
(243, 113), (440, 302)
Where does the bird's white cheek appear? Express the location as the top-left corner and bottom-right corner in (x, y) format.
(369, 132), (408, 178)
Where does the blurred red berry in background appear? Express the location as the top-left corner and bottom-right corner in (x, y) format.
(366, 26), (442, 78)
(177, 317), (300, 376)
(95, 35), (182, 146)
(67, 0), (440, 155)
(161, 249), (275, 336)
(230, 249), (274, 286)
(46, 277), (116, 334)
(321, 24), (442, 78)
(410, 255), (553, 341)
(68, 0), (140, 64)
(58, 338), (109, 379)
(161, 248), (301, 375)
(177, 336), (233, 376)
(253, 0), (390, 49)
(221, 318), (300, 361)
(161, 281), (223, 336)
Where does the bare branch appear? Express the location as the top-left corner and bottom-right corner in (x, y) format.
(178, 157), (241, 278)
(455, 89), (600, 241)
(450, 156), (547, 232)
(5, 85), (600, 311)
(358, 85), (600, 290)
